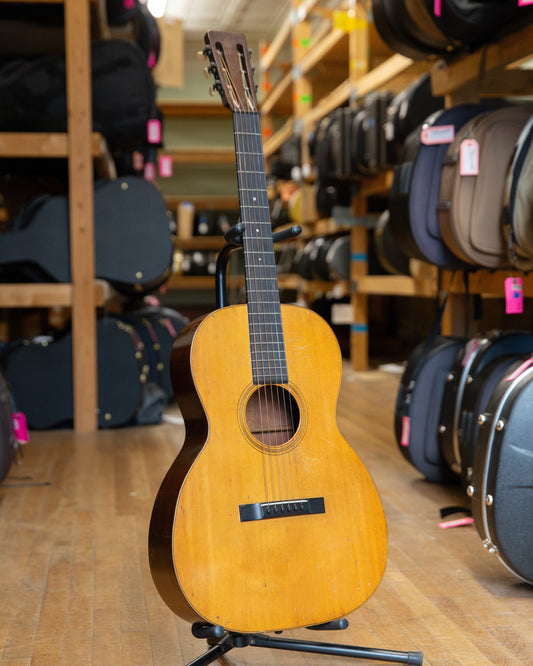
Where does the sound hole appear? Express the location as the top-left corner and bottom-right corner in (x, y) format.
(245, 385), (300, 448)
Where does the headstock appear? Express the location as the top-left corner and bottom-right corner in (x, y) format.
(202, 31), (258, 113)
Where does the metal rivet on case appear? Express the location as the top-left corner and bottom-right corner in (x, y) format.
(447, 373), (454, 382)
(486, 494), (494, 506)
(496, 419), (505, 431)
(466, 485), (475, 497)
(478, 413), (487, 425)
(466, 466), (473, 480)
(439, 425), (446, 433)
(136, 271), (143, 279)
(121, 182), (128, 190)
(105, 413), (112, 421)
(466, 375), (473, 384)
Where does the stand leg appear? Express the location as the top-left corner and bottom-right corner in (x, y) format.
(186, 628), (423, 666)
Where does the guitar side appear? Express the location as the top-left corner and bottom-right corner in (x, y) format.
(149, 303), (387, 633)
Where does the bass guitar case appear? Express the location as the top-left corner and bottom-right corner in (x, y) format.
(438, 330), (533, 482)
(470, 356), (533, 585)
(0, 176), (174, 294)
(2, 317), (166, 429)
(388, 103), (487, 268)
(438, 106), (532, 269)
(394, 296), (466, 483)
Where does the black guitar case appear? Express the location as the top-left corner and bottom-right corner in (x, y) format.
(384, 72), (444, 168)
(388, 103), (487, 268)
(2, 317), (166, 429)
(395, 297), (466, 483)
(0, 177), (174, 294)
(0, 368), (16, 483)
(470, 356), (533, 584)
(439, 330), (533, 482)
(120, 305), (189, 401)
(351, 92), (393, 176)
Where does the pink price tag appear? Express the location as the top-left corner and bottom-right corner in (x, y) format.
(124, 0), (135, 9)
(439, 517), (474, 529)
(144, 162), (156, 181)
(434, 0), (441, 15)
(13, 412), (29, 443)
(400, 416), (410, 447)
(420, 124), (455, 145)
(460, 139), (479, 176)
(159, 155), (173, 178)
(505, 276), (523, 314)
(147, 118), (162, 144)
(519, 0), (533, 5)
(147, 50), (157, 69)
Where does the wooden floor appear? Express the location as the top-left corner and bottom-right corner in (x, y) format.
(1, 366), (532, 666)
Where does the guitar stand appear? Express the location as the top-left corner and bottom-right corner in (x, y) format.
(193, 223), (423, 665)
(187, 621), (423, 665)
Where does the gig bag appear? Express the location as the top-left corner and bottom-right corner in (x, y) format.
(438, 106), (532, 268)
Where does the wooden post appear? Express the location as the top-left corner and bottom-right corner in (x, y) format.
(65, 0), (98, 432)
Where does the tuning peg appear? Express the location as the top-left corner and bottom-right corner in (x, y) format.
(197, 50), (207, 61)
(203, 67), (211, 79)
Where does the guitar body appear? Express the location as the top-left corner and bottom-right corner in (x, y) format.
(149, 303), (387, 633)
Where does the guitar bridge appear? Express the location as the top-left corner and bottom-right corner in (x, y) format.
(239, 497), (325, 522)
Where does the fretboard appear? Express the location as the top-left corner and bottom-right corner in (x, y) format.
(232, 110), (288, 385)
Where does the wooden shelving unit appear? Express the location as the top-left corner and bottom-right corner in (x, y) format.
(0, 0), (104, 432)
(258, 1), (533, 370)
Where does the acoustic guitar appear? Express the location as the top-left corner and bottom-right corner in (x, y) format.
(148, 30), (387, 634)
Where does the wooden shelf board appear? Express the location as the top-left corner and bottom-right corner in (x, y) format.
(0, 281), (107, 308)
(166, 147), (236, 165)
(157, 100), (230, 118)
(165, 194), (239, 210)
(355, 275), (437, 297)
(175, 236), (226, 251)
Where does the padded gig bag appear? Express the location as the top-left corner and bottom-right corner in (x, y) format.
(503, 114), (533, 270)
(389, 103), (487, 268)
(470, 356), (533, 584)
(0, 39), (158, 149)
(438, 106), (532, 268)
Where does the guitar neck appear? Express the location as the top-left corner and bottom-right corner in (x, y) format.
(232, 110), (288, 386)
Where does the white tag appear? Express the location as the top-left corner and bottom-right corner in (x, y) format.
(331, 303), (353, 325)
(420, 125), (455, 145)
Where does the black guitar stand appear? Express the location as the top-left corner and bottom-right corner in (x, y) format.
(185, 224), (424, 666)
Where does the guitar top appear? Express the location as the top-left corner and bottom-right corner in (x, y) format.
(148, 30), (388, 633)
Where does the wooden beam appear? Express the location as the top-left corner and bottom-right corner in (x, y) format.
(65, 0), (98, 433)
(0, 282), (107, 308)
(431, 21), (533, 96)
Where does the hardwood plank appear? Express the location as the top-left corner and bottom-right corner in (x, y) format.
(1, 369), (532, 664)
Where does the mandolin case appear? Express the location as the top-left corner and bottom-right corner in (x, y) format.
(469, 356), (533, 584)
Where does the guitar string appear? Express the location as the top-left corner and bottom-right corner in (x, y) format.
(225, 44), (301, 508)
(226, 52), (278, 507)
(246, 106), (301, 507)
